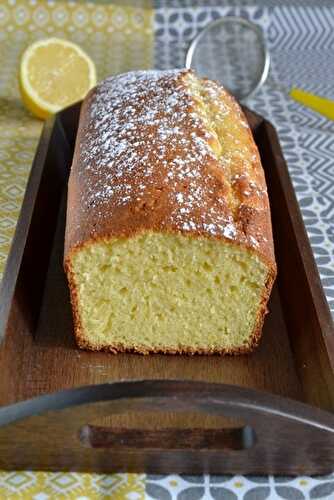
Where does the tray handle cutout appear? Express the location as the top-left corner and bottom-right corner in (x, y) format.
(79, 424), (255, 451)
(1, 380), (334, 474)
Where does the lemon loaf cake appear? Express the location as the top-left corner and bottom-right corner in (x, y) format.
(64, 69), (276, 354)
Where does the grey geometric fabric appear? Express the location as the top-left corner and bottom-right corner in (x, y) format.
(146, 474), (334, 499)
(154, 2), (334, 318)
(147, 2), (334, 498)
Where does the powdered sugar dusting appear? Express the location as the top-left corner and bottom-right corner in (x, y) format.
(75, 69), (265, 246)
(79, 69), (213, 214)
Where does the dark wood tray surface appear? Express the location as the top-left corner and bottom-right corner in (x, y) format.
(0, 104), (333, 475)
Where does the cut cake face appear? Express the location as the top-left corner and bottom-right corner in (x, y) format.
(69, 232), (270, 353)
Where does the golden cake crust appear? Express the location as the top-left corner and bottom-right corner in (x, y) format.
(64, 69), (277, 354)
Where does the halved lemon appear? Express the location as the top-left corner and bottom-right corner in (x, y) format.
(19, 38), (97, 119)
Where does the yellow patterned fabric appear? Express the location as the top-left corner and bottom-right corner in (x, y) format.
(0, 0), (153, 277)
(0, 0), (153, 497)
(0, 472), (145, 499)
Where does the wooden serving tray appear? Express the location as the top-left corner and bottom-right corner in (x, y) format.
(0, 104), (333, 475)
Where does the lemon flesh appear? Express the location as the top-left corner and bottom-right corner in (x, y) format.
(19, 38), (97, 119)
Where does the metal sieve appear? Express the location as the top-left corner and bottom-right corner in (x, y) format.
(185, 16), (334, 120)
(185, 16), (270, 102)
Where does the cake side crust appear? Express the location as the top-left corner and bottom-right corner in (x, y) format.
(65, 69), (276, 268)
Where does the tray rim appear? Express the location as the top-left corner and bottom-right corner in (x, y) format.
(262, 120), (334, 364)
(1, 379), (334, 431)
(0, 102), (333, 416)
(0, 116), (56, 342)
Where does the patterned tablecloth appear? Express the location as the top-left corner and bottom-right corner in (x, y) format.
(0, 0), (333, 498)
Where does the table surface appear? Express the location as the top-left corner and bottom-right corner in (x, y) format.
(0, 1), (333, 499)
